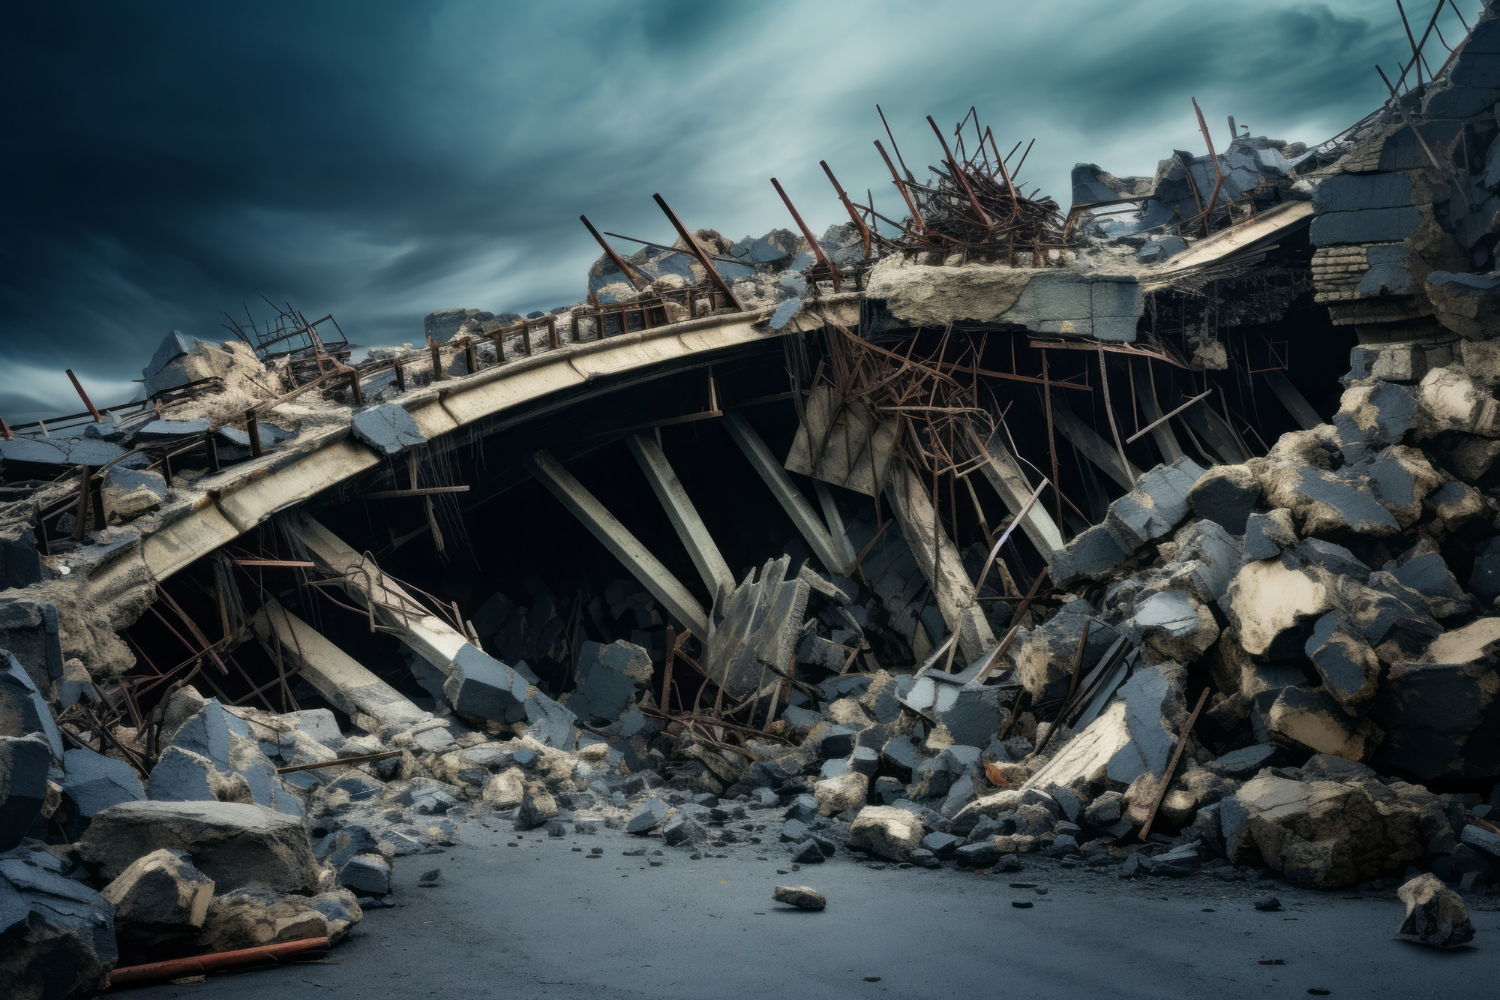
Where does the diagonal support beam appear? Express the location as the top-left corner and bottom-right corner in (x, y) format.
(971, 431), (1063, 561)
(886, 461), (996, 663)
(626, 433), (735, 599)
(1049, 394), (1142, 491)
(721, 411), (845, 575)
(1263, 369), (1322, 431)
(524, 449), (710, 638)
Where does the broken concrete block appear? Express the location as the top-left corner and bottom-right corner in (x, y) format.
(1303, 611), (1381, 713)
(813, 769), (869, 817)
(101, 466), (167, 521)
(481, 768), (525, 810)
(626, 797), (670, 834)
(350, 403), (426, 456)
(1286, 538), (1369, 582)
(1417, 366), (1500, 438)
(1425, 480), (1488, 535)
(570, 639), (653, 725)
(197, 887), (362, 951)
(935, 685), (1007, 748)
(0, 599), (64, 693)
(1106, 457), (1204, 548)
(1187, 464), (1260, 534)
(1395, 872), (1475, 948)
(772, 885), (826, 910)
(846, 805), (924, 861)
(338, 853), (392, 897)
(149, 745), (247, 805)
(1266, 687), (1383, 762)
(1374, 618), (1500, 780)
(1225, 560), (1332, 658)
(1134, 590), (1219, 665)
(516, 785), (564, 833)
(1273, 466), (1401, 537)
(0, 850), (116, 1000)
(1219, 764), (1441, 887)
(1242, 509), (1297, 562)
(0, 650), (62, 758)
(819, 725), (857, 759)
(1393, 551), (1471, 620)
(1334, 381), (1417, 450)
(1082, 789), (1124, 828)
(77, 800), (323, 893)
(1014, 600), (1117, 703)
(1024, 663), (1186, 799)
(1468, 536), (1500, 602)
(1205, 743), (1280, 779)
(101, 848), (214, 951)
(1051, 521), (1133, 584)
(1163, 519), (1244, 605)
(0, 734), (52, 852)
(444, 645), (577, 749)
(661, 810), (708, 846)
(0, 524), (43, 590)
(58, 747), (145, 839)
(1159, 768), (1236, 827)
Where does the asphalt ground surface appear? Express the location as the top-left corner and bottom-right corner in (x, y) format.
(127, 818), (1500, 1000)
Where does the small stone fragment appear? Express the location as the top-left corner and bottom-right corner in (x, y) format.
(772, 885), (826, 910)
(1394, 873), (1475, 948)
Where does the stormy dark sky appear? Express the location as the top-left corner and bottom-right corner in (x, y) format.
(0, 1), (1464, 420)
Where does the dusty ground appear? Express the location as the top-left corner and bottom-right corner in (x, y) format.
(130, 821), (1500, 1000)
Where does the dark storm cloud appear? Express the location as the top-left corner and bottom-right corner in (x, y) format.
(0, 1), (1456, 420)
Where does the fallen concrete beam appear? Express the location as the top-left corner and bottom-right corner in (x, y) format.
(704, 555), (809, 699)
(722, 411), (845, 575)
(626, 434), (735, 599)
(250, 600), (432, 739)
(524, 449), (710, 639)
(971, 431), (1063, 561)
(886, 461), (995, 663)
(286, 512), (576, 747)
(287, 513), (467, 671)
(1048, 395), (1142, 491)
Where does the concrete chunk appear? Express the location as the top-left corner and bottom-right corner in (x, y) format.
(1395, 872), (1475, 948)
(1303, 611), (1381, 713)
(0, 650), (62, 759)
(1265, 686), (1383, 763)
(0, 735), (51, 851)
(59, 747), (146, 838)
(101, 848), (214, 950)
(1226, 560), (1332, 659)
(0, 851), (116, 1000)
(846, 805), (924, 861)
(350, 403), (426, 456)
(1187, 464), (1260, 534)
(77, 800), (322, 893)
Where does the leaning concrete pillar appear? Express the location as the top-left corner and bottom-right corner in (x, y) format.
(887, 461), (995, 663)
(626, 433), (735, 599)
(524, 449), (711, 638)
(721, 411), (845, 575)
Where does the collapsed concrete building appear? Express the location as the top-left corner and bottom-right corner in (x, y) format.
(6, 5), (1500, 995)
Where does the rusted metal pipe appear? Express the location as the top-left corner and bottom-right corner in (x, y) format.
(107, 937), (332, 986)
(874, 139), (926, 232)
(651, 194), (745, 310)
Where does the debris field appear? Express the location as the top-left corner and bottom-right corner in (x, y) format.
(6, 3), (1500, 996)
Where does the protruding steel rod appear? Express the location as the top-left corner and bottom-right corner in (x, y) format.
(1192, 97), (1226, 233)
(65, 369), (103, 422)
(580, 214), (649, 291)
(928, 115), (993, 228)
(819, 160), (871, 260)
(875, 139), (925, 232)
(770, 178), (840, 293)
(651, 194), (744, 311)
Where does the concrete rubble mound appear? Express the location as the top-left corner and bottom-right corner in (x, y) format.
(10, 6), (1500, 995)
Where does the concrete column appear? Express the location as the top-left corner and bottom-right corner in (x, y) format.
(887, 461), (996, 663)
(626, 433), (735, 599)
(524, 449), (710, 638)
(721, 411), (845, 575)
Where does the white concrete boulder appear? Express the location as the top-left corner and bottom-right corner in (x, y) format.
(846, 805), (924, 861)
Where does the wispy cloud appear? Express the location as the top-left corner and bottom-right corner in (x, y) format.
(0, 1), (1467, 422)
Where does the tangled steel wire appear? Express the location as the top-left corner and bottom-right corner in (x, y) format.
(871, 109), (1070, 266)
